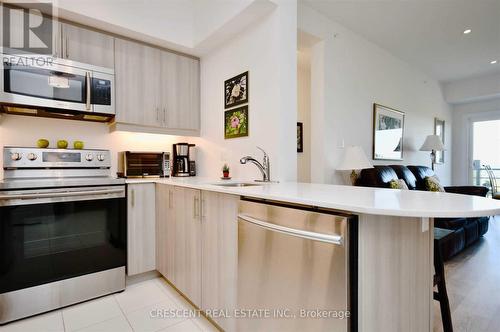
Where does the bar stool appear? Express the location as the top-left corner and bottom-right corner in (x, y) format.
(434, 228), (454, 332)
(484, 165), (500, 200)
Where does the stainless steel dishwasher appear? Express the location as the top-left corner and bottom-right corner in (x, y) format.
(236, 198), (356, 332)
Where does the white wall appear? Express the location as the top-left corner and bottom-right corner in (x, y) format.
(297, 50), (311, 182)
(0, 1), (297, 183)
(443, 72), (500, 105)
(0, 115), (190, 179)
(196, 0), (297, 182)
(452, 98), (500, 185)
(51, 0), (195, 51)
(48, 0), (276, 56)
(299, 4), (453, 185)
(193, 0), (254, 45)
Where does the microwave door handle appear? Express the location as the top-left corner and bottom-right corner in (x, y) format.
(85, 72), (91, 110)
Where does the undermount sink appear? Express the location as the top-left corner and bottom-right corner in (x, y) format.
(212, 182), (262, 187)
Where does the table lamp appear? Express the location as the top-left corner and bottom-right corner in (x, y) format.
(419, 135), (445, 171)
(337, 146), (373, 185)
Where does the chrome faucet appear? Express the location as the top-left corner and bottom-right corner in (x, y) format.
(240, 147), (271, 182)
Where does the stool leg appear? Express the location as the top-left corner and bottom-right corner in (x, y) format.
(435, 246), (453, 332)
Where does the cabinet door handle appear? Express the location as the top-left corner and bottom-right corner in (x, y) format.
(193, 197), (200, 218)
(131, 189), (135, 208)
(168, 190), (173, 208)
(201, 198), (206, 218)
(163, 107), (167, 126)
(66, 34), (69, 58)
(156, 107), (159, 121)
(60, 24), (64, 58)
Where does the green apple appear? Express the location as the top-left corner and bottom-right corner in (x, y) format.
(73, 141), (84, 149)
(57, 140), (68, 149)
(37, 139), (49, 148)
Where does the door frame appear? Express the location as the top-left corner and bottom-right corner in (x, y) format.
(467, 111), (500, 185)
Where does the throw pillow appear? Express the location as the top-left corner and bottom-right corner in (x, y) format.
(424, 176), (445, 192)
(389, 179), (409, 190)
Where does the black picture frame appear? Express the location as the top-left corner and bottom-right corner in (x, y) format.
(224, 71), (248, 109)
(297, 122), (303, 153)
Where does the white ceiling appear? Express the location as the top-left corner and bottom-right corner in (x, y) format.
(302, 0), (500, 83)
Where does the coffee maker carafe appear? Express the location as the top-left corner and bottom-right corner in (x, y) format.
(172, 143), (190, 177)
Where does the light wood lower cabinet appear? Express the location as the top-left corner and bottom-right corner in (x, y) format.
(127, 183), (156, 276)
(174, 186), (202, 306)
(156, 185), (202, 307)
(156, 186), (239, 328)
(201, 191), (239, 331)
(156, 184), (175, 281)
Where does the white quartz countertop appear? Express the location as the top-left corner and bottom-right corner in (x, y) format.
(125, 177), (500, 218)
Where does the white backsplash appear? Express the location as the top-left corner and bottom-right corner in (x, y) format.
(0, 114), (195, 179)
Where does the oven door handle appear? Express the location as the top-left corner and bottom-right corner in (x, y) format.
(0, 188), (124, 201)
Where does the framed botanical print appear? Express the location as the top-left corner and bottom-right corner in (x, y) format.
(434, 118), (445, 164)
(373, 103), (405, 160)
(297, 122), (303, 153)
(224, 105), (248, 139)
(224, 71), (248, 109)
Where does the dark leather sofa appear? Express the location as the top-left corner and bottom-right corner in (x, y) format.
(356, 165), (490, 261)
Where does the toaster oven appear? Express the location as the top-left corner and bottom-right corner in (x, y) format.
(118, 151), (170, 178)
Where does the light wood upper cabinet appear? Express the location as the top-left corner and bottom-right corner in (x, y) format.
(114, 39), (161, 127)
(112, 38), (200, 136)
(161, 53), (200, 131)
(201, 191), (239, 331)
(60, 22), (115, 68)
(127, 183), (156, 276)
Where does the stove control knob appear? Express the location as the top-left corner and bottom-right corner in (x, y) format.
(27, 153), (37, 161)
(11, 152), (22, 161)
(86, 154), (94, 161)
(97, 154), (105, 162)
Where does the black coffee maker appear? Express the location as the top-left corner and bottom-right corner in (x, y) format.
(172, 143), (190, 177)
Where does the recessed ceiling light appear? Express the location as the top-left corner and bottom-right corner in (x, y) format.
(491, 60), (498, 64)
(463, 29), (472, 34)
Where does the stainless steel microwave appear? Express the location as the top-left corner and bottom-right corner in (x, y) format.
(0, 54), (114, 117)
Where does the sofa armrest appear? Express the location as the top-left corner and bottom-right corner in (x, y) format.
(444, 186), (489, 197)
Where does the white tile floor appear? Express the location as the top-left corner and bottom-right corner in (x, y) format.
(0, 278), (219, 332)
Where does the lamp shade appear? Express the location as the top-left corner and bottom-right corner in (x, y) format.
(419, 135), (445, 151)
(337, 146), (373, 170)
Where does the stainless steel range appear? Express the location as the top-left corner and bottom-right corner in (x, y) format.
(0, 147), (126, 324)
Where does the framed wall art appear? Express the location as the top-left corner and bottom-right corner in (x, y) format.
(224, 71), (248, 109)
(224, 105), (248, 139)
(434, 118), (445, 164)
(373, 103), (405, 160)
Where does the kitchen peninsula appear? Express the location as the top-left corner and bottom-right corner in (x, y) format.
(126, 177), (500, 332)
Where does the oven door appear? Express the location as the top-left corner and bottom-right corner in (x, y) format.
(0, 185), (126, 295)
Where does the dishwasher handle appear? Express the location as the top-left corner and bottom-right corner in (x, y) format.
(238, 213), (344, 246)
